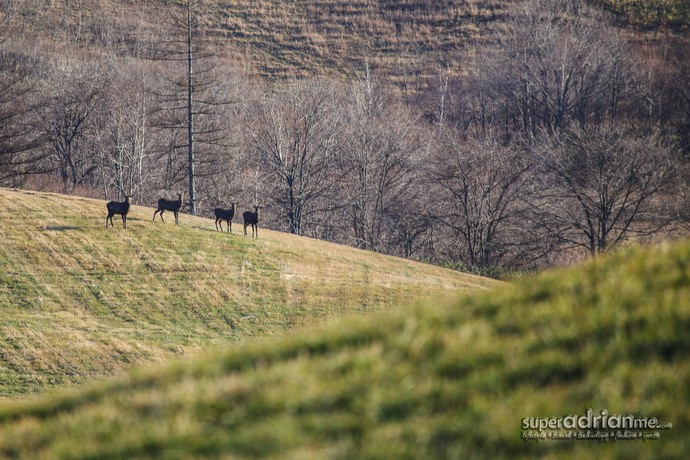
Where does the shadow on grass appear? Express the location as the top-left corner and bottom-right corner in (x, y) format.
(190, 224), (239, 235)
(44, 226), (81, 231)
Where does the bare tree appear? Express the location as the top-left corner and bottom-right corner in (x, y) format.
(529, 127), (677, 256)
(202, 68), (256, 211)
(386, 187), (434, 259)
(245, 79), (342, 236)
(429, 132), (531, 268)
(340, 66), (423, 252)
(0, 2), (43, 185)
(152, 0), (231, 215)
(96, 62), (155, 202)
(482, 0), (638, 138)
(36, 60), (106, 192)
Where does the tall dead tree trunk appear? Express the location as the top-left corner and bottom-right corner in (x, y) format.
(185, 0), (196, 214)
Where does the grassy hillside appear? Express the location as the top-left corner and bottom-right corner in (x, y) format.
(0, 235), (686, 458)
(0, 188), (495, 398)
(14, 0), (687, 82)
(12, 0), (513, 80)
(206, 0), (509, 82)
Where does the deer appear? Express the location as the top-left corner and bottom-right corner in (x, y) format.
(243, 205), (261, 238)
(214, 203), (237, 233)
(153, 192), (183, 225)
(105, 194), (134, 229)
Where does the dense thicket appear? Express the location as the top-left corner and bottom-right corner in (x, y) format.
(0, 0), (687, 272)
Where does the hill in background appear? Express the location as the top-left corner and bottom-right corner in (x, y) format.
(10, 0), (513, 83)
(14, 0), (686, 86)
(0, 188), (496, 398)
(0, 230), (687, 458)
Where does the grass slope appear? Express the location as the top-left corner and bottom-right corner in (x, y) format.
(0, 236), (687, 458)
(13, 0), (686, 94)
(0, 188), (494, 398)
(14, 0), (514, 82)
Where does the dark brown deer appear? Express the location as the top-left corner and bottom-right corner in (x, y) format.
(243, 206), (261, 238)
(214, 203), (237, 233)
(106, 195), (133, 229)
(153, 192), (183, 225)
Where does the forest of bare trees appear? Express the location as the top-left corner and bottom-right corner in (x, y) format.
(0, 0), (687, 274)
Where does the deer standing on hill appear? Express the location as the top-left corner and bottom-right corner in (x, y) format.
(214, 203), (237, 233)
(153, 192), (183, 225)
(243, 206), (261, 238)
(106, 194), (133, 229)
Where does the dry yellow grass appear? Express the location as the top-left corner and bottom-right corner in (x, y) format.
(0, 187), (497, 398)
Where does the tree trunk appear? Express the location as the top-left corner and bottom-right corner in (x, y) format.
(186, 0), (197, 215)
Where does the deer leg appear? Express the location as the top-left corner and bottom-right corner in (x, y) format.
(227, 221), (231, 233)
(174, 211), (178, 225)
(122, 215), (126, 229)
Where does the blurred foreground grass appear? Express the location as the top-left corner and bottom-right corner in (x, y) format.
(0, 234), (687, 458)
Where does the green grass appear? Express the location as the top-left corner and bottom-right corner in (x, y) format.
(0, 188), (495, 398)
(0, 224), (687, 458)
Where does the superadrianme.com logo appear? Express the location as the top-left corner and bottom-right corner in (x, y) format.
(521, 409), (673, 442)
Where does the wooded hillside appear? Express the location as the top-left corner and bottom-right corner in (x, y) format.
(1, 0), (688, 272)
